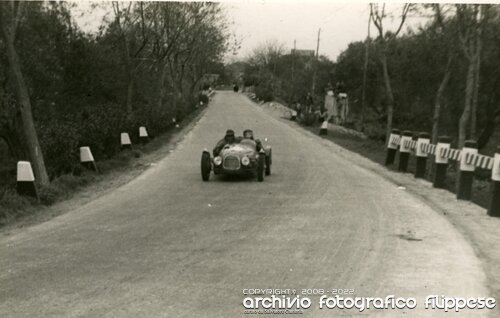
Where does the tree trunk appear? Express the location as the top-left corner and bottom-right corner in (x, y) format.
(470, 47), (481, 139)
(477, 109), (500, 150)
(380, 53), (394, 141)
(459, 61), (475, 148)
(431, 55), (453, 143)
(1, 27), (50, 186)
(120, 26), (134, 118)
(126, 76), (134, 117)
(157, 63), (167, 111)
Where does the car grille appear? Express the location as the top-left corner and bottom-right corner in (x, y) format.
(223, 156), (240, 170)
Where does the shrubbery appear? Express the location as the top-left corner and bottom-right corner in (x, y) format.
(0, 2), (229, 225)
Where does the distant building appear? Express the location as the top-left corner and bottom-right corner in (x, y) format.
(291, 49), (315, 57)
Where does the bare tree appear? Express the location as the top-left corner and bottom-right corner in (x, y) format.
(248, 39), (285, 68)
(248, 39), (285, 96)
(456, 4), (486, 147)
(429, 4), (455, 143)
(370, 3), (412, 140)
(147, 2), (194, 112)
(0, 1), (49, 185)
(111, 1), (151, 118)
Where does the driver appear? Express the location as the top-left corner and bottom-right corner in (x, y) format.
(213, 129), (238, 156)
(242, 129), (263, 152)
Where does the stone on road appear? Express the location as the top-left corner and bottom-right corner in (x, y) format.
(0, 92), (490, 317)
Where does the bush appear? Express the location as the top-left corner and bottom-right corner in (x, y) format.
(0, 189), (31, 214)
(38, 183), (65, 205)
(255, 84), (274, 102)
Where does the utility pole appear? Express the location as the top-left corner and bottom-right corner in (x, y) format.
(316, 28), (321, 58)
(291, 39), (296, 82)
(361, 9), (372, 128)
(312, 28), (321, 95)
(291, 39), (296, 102)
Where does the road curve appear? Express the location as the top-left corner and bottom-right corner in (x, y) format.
(0, 91), (491, 317)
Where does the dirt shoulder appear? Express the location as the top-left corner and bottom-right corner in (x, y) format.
(255, 97), (500, 304)
(1, 105), (208, 236)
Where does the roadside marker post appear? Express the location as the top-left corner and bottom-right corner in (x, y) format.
(139, 126), (149, 144)
(385, 128), (400, 166)
(398, 131), (413, 172)
(319, 121), (328, 135)
(433, 136), (451, 189)
(16, 161), (38, 199)
(414, 132), (430, 179)
(488, 146), (500, 217)
(457, 140), (477, 201)
(120, 132), (132, 150)
(80, 146), (98, 172)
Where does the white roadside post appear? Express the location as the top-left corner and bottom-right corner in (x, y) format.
(80, 146), (98, 172)
(457, 140), (477, 201)
(139, 126), (149, 144)
(415, 132), (430, 179)
(17, 161), (38, 199)
(120, 132), (132, 150)
(398, 131), (413, 172)
(433, 136), (451, 188)
(488, 147), (500, 217)
(319, 120), (328, 135)
(385, 128), (400, 166)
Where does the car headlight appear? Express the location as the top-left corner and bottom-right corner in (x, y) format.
(241, 156), (250, 166)
(214, 156), (222, 165)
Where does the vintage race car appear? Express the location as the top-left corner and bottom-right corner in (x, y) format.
(201, 137), (272, 182)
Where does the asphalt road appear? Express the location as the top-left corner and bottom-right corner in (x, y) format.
(0, 92), (492, 317)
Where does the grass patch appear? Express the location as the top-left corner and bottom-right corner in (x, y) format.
(0, 106), (204, 227)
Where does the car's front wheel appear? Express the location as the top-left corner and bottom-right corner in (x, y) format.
(201, 151), (211, 181)
(257, 155), (265, 182)
(265, 151), (272, 176)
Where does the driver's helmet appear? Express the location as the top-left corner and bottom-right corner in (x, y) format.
(243, 129), (254, 140)
(225, 129), (235, 143)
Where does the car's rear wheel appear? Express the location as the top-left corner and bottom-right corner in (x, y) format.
(265, 151), (272, 176)
(257, 155), (265, 182)
(201, 151), (211, 181)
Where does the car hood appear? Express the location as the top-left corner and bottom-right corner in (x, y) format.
(220, 143), (257, 158)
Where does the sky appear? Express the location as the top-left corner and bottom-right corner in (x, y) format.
(73, 1), (432, 62)
(223, 1), (429, 61)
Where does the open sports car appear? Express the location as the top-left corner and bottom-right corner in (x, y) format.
(201, 137), (272, 182)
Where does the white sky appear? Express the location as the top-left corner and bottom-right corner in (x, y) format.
(72, 1), (440, 62)
(223, 1), (429, 61)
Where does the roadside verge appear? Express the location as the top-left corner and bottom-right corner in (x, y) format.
(1, 105), (208, 233)
(252, 96), (500, 306)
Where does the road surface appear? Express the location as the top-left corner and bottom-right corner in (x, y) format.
(0, 92), (491, 317)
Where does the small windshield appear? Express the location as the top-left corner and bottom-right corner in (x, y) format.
(239, 139), (257, 147)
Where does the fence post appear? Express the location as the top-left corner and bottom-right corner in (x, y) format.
(488, 147), (500, 217)
(120, 132), (132, 150)
(457, 140), (477, 200)
(139, 126), (149, 144)
(433, 136), (451, 189)
(415, 132), (430, 179)
(319, 121), (328, 135)
(398, 130), (413, 172)
(80, 146), (98, 172)
(385, 128), (400, 166)
(17, 161), (38, 199)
